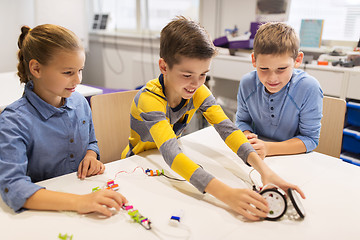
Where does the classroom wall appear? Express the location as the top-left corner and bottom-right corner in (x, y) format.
(83, 35), (161, 90)
(0, 0), (34, 73)
(0, 0), (87, 73)
(200, 0), (257, 41)
(216, 0), (257, 38)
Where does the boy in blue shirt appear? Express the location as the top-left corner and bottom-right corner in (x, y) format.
(236, 22), (323, 159)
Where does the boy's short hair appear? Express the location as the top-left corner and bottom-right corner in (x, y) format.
(253, 22), (299, 60)
(160, 16), (217, 69)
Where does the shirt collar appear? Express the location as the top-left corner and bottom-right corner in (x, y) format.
(158, 74), (166, 96)
(158, 74), (187, 111)
(24, 81), (76, 120)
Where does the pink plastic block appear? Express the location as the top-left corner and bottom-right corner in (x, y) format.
(107, 180), (114, 186)
(123, 205), (133, 210)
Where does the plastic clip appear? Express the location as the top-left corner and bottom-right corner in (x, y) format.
(145, 168), (164, 176)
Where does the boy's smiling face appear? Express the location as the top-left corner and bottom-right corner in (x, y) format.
(252, 52), (303, 94)
(159, 56), (211, 107)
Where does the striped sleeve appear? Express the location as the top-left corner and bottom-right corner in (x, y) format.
(195, 85), (256, 165)
(136, 89), (214, 192)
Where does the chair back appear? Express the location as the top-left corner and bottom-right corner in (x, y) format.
(91, 90), (138, 163)
(315, 96), (346, 158)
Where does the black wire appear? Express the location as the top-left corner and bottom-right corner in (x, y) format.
(96, 0), (124, 76)
(161, 173), (187, 181)
(140, 0), (156, 86)
(141, 34), (147, 84)
(113, 0), (124, 74)
(144, 0), (156, 78)
(161, 164), (202, 182)
(102, 37), (123, 75)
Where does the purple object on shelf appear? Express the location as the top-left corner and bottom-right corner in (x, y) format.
(250, 22), (262, 39)
(228, 39), (254, 49)
(213, 36), (229, 47)
(213, 22), (261, 50)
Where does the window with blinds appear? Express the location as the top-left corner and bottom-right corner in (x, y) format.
(287, 0), (360, 41)
(91, 0), (199, 33)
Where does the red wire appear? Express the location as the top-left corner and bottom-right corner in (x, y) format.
(114, 166), (145, 179)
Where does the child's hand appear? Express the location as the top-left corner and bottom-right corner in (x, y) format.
(78, 150), (105, 179)
(248, 138), (268, 160)
(76, 189), (128, 217)
(205, 178), (269, 221)
(261, 170), (306, 199)
(243, 131), (257, 140)
(243, 131), (267, 159)
(224, 188), (269, 221)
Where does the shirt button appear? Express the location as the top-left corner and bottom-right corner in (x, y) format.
(70, 154), (74, 158)
(271, 114), (275, 118)
(270, 99), (273, 102)
(70, 138), (74, 143)
(4, 188), (9, 193)
(270, 107), (274, 110)
(82, 120), (86, 124)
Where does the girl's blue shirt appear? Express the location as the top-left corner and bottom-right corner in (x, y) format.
(0, 81), (99, 212)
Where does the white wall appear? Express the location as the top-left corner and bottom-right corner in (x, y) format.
(0, 0), (88, 73)
(0, 0), (34, 72)
(200, 0), (257, 38)
(34, 0), (88, 49)
(218, 0), (257, 36)
(83, 34), (160, 90)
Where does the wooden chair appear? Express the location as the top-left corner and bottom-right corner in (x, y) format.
(91, 90), (139, 163)
(315, 96), (346, 158)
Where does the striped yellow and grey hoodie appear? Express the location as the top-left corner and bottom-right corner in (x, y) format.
(122, 74), (255, 192)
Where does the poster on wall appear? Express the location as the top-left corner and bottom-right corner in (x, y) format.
(299, 19), (324, 48)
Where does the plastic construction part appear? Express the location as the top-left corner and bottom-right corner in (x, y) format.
(169, 209), (184, 226)
(122, 205), (134, 211)
(92, 180), (120, 193)
(145, 168), (164, 176)
(260, 188), (287, 221)
(317, 61), (329, 65)
(58, 233), (73, 240)
(107, 180), (114, 186)
(170, 216), (181, 221)
(128, 209), (152, 230)
(106, 180), (119, 191)
(144, 167), (186, 181)
(106, 183), (119, 191)
(123, 204), (152, 230)
(287, 188), (306, 219)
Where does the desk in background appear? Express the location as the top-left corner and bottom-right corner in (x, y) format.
(209, 52), (360, 122)
(0, 71), (103, 111)
(210, 52), (360, 101)
(1, 127), (359, 240)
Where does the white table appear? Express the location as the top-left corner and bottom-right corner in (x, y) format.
(0, 71), (103, 111)
(1, 127), (359, 240)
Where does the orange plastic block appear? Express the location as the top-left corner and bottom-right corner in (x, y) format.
(317, 61), (328, 65)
